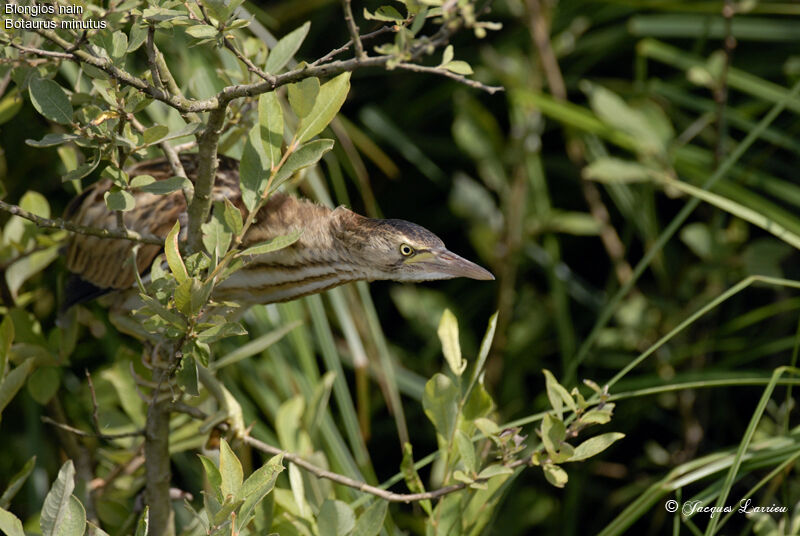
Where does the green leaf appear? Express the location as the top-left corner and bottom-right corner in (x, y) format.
(128, 23), (147, 52)
(197, 322), (247, 344)
(0, 456), (35, 509)
(186, 25), (218, 39)
(219, 438), (243, 500)
(318, 499), (356, 536)
(27, 367), (60, 405)
(543, 369), (576, 419)
(351, 500), (388, 536)
(441, 44), (454, 66)
(264, 21), (310, 74)
(174, 277), (209, 317)
(104, 188), (136, 211)
(582, 157), (653, 184)
(222, 199), (243, 236)
(28, 77), (73, 125)
(0, 359), (35, 422)
(111, 31), (128, 60)
(101, 166), (129, 187)
(142, 125), (170, 145)
(26, 133), (81, 147)
(0, 87), (23, 126)
(240, 124), (268, 211)
(0, 507), (24, 536)
(569, 432), (625, 462)
(468, 311), (497, 392)
(198, 455), (223, 503)
(422, 373), (459, 442)
(165, 220), (188, 283)
(62, 157), (100, 182)
(135, 506), (149, 536)
(129, 175), (156, 189)
(288, 77), (320, 119)
(542, 464), (568, 488)
(259, 91), (284, 172)
(463, 380), (493, 420)
(443, 60), (473, 75)
(40, 461), (86, 536)
(476, 464), (513, 480)
(295, 72), (350, 144)
(176, 355), (199, 396)
(437, 308), (466, 376)
(136, 176), (191, 195)
(237, 454), (283, 530)
(271, 139), (335, 191)
(456, 430), (476, 473)
(580, 408), (611, 426)
(0, 316), (13, 382)
(541, 413), (566, 457)
(202, 205), (232, 261)
(363, 6), (405, 22)
(401, 442), (431, 515)
(238, 229), (303, 257)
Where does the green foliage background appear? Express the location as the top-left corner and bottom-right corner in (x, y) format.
(3, 0), (800, 534)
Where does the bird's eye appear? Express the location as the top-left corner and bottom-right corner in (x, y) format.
(400, 244), (414, 256)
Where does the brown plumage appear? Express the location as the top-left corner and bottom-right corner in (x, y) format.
(64, 154), (493, 308)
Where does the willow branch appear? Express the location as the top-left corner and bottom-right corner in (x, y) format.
(342, 0), (365, 59)
(41, 416), (145, 440)
(395, 62), (504, 94)
(187, 105), (228, 253)
(30, 17), (470, 113)
(0, 199), (163, 245)
(244, 435), (524, 502)
(310, 26), (395, 67)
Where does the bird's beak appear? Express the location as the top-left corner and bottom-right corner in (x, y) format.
(429, 249), (495, 281)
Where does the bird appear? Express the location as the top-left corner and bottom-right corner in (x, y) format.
(63, 154), (493, 310)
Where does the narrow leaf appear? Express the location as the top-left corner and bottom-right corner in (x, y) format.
(352, 500), (388, 536)
(438, 309), (466, 376)
(239, 124), (268, 211)
(271, 139), (335, 191)
(288, 77), (320, 119)
(295, 72), (351, 144)
(259, 91), (284, 171)
(0, 507), (24, 536)
(0, 456), (35, 509)
(264, 21), (310, 74)
(165, 220), (188, 283)
(236, 454), (284, 530)
(238, 229), (303, 257)
(198, 455), (223, 503)
(219, 438), (243, 499)
(569, 432), (625, 462)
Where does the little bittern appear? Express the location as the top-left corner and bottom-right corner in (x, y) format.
(64, 155), (493, 308)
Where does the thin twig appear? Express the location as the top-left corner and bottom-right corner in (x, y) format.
(714, 0), (737, 166)
(28, 13), (467, 113)
(310, 26), (395, 67)
(244, 435), (524, 502)
(5, 41), (74, 59)
(224, 38), (272, 81)
(395, 62), (504, 94)
(342, 0), (365, 59)
(86, 370), (102, 435)
(42, 416), (145, 440)
(0, 199), (163, 245)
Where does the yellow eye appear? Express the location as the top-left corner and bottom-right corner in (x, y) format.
(400, 244), (414, 256)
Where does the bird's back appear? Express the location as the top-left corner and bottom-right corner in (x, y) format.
(64, 154), (329, 306)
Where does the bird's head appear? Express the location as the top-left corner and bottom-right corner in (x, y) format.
(332, 208), (494, 283)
